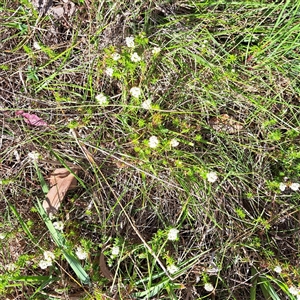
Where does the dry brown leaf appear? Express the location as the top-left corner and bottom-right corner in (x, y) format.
(209, 114), (243, 134)
(99, 252), (114, 281)
(43, 167), (78, 214)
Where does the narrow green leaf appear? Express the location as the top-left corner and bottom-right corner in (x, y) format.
(35, 200), (90, 285)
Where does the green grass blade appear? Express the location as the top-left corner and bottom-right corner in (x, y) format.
(35, 200), (90, 285)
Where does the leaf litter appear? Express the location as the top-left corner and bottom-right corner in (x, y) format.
(16, 110), (48, 127)
(43, 167), (79, 214)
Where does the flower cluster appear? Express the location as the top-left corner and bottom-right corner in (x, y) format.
(170, 138), (179, 148)
(130, 87), (141, 98)
(75, 246), (88, 260)
(53, 221), (64, 231)
(141, 99), (151, 109)
(288, 286), (300, 299)
(167, 264), (178, 274)
(273, 265), (282, 274)
(204, 283), (214, 292)
(207, 172), (218, 183)
(95, 93), (109, 105)
(149, 136), (159, 148)
(39, 250), (55, 269)
(111, 246), (120, 257)
(167, 228), (179, 241)
(279, 182), (299, 192)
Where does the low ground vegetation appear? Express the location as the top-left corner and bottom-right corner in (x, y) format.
(1, 1), (300, 299)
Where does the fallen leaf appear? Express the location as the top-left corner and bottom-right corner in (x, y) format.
(43, 167), (78, 214)
(209, 114), (243, 134)
(16, 110), (48, 127)
(99, 252), (114, 281)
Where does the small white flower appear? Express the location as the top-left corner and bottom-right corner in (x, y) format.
(43, 251), (55, 262)
(95, 93), (108, 105)
(75, 247), (88, 260)
(167, 228), (179, 241)
(141, 99), (151, 110)
(130, 87), (141, 98)
(105, 67), (114, 77)
(28, 151), (39, 162)
(149, 136), (159, 148)
(290, 183), (300, 191)
(152, 47), (161, 55)
(5, 263), (17, 272)
(125, 36), (135, 48)
(204, 283), (214, 292)
(53, 221), (64, 231)
(33, 41), (41, 50)
(39, 259), (52, 269)
(279, 182), (286, 191)
(288, 286), (299, 296)
(111, 53), (121, 61)
(130, 52), (141, 63)
(167, 264), (179, 274)
(0, 232), (6, 240)
(207, 172), (218, 183)
(273, 265), (282, 274)
(170, 139), (179, 147)
(111, 246), (120, 256)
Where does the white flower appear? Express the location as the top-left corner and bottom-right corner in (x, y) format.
(130, 52), (141, 63)
(0, 232), (6, 240)
(273, 265), (282, 274)
(141, 99), (152, 110)
(5, 263), (17, 272)
(39, 259), (52, 269)
(125, 36), (135, 48)
(279, 182), (286, 191)
(167, 228), (179, 241)
(105, 67), (114, 77)
(149, 136), (159, 148)
(152, 47), (161, 55)
(111, 246), (120, 256)
(288, 286), (299, 296)
(207, 172), (218, 183)
(43, 251), (55, 262)
(28, 151), (39, 162)
(111, 53), (121, 61)
(33, 41), (41, 50)
(167, 264), (179, 274)
(130, 87), (141, 98)
(290, 183), (300, 191)
(95, 93), (108, 105)
(170, 139), (179, 147)
(204, 283), (214, 292)
(75, 247), (88, 260)
(53, 221), (64, 231)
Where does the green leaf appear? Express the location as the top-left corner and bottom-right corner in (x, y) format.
(35, 200), (90, 285)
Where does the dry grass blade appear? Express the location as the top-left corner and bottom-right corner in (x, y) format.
(43, 167), (78, 214)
